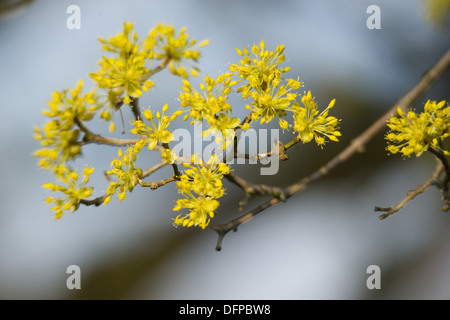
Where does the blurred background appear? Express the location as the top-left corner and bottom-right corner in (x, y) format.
(0, 0), (449, 299)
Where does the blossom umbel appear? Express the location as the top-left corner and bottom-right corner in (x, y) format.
(386, 100), (450, 157)
(179, 74), (242, 147)
(35, 22), (211, 223)
(230, 40), (302, 126)
(43, 167), (94, 219)
(104, 147), (143, 204)
(150, 24), (209, 78)
(291, 91), (341, 146)
(173, 155), (229, 229)
(33, 80), (99, 177)
(130, 104), (182, 152)
(89, 22), (208, 132)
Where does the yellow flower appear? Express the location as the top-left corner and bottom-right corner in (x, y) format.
(130, 104), (181, 150)
(231, 41), (289, 93)
(173, 196), (219, 229)
(161, 148), (178, 164)
(291, 91), (341, 146)
(173, 155), (229, 229)
(179, 74), (241, 148)
(33, 80), (99, 173)
(149, 24), (209, 78)
(91, 54), (152, 100)
(90, 22), (154, 131)
(43, 167), (94, 219)
(386, 100), (449, 157)
(179, 74), (236, 123)
(104, 147), (142, 204)
(230, 41), (301, 124)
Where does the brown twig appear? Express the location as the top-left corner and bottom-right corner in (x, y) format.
(75, 116), (140, 147)
(225, 172), (286, 210)
(211, 48), (450, 251)
(162, 143), (181, 178)
(375, 159), (444, 219)
(137, 58), (169, 83)
(141, 161), (168, 179)
(428, 146), (450, 192)
(233, 141), (289, 162)
(130, 97), (142, 121)
(138, 174), (177, 190)
(80, 195), (107, 207)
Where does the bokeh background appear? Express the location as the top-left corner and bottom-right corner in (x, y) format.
(0, 0), (449, 299)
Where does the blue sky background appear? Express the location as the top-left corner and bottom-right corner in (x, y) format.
(0, 0), (449, 299)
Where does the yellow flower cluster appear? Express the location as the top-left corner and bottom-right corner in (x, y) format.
(179, 40), (340, 150)
(291, 91), (341, 146)
(130, 104), (182, 154)
(173, 155), (229, 229)
(386, 100), (449, 157)
(43, 167), (94, 219)
(34, 22), (210, 222)
(35, 27), (343, 229)
(90, 22), (208, 132)
(90, 22), (154, 131)
(230, 40), (302, 126)
(161, 148), (178, 164)
(149, 24), (209, 78)
(33, 80), (99, 176)
(104, 148), (143, 204)
(179, 74), (241, 144)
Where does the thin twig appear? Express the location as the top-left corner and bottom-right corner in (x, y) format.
(212, 197), (280, 251)
(138, 57), (169, 82)
(162, 142), (181, 177)
(375, 160), (444, 219)
(81, 134), (141, 147)
(138, 174), (177, 190)
(224, 172), (286, 210)
(80, 194), (107, 207)
(428, 146), (450, 192)
(211, 48), (450, 250)
(233, 141), (289, 162)
(141, 161), (168, 179)
(75, 116), (140, 146)
(130, 97), (142, 121)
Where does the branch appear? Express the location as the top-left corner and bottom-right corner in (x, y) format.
(75, 117), (166, 154)
(162, 142), (181, 178)
(211, 48), (450, 250)
(75, 116), (140, 146)
(233, 140), (289, 162)
(211, 197), (280, 251)
(82, 134), (141, 147)
(138, 57), (169, 82)
(129, 97), (142, 121)
(224, 172), (286, 210)
(80, 195), (107, 207)
(138, 173), (177, 190)
(375, 159), (444, 219)
(141, 161), (168, 179)
(428, 146), (450, 210)
(428, 146), (450, 192)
